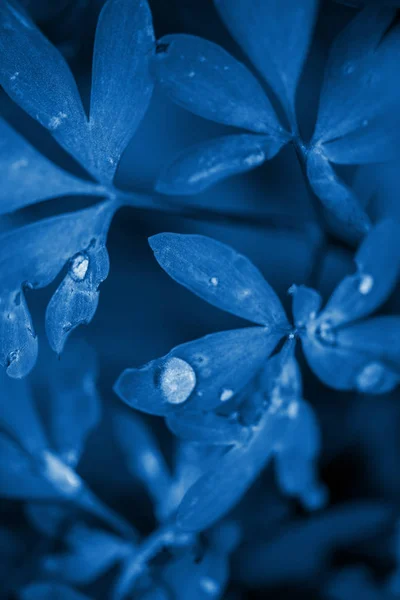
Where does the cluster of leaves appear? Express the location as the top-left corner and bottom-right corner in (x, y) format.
(2, 0), (400, 598)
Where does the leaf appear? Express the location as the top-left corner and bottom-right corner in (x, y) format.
(0, 1), (91, 169)
(176, 402), (291, 531)
(0, 433), (60, 500)
(45, 243), (110, 354)
(275, 400), (327, 510)
(156, 133), (286, 195)
(115, 327), (282, 416)
(0, 118), (101, 216)
(317, 220), (400, 327)
(90, 0), (155, 182)
(313, 7), (400, 149)
(42, 524), (132, 585)
(0, 369), (48, 454)
(290, 285), (322, 329)
(166, 411), (250, 446)
(0, 201), (115, 377)
(113, 412), (172, 517)
(306, 149), (371, 240)
(25, 503), (74, 537)
(149, 233), (289, 328)
(214, 0), (318, 115)
(301, 316), (400, 393)
(20, 583), (92, 600)
(151, 34), (282, 134)
(45, 340), (101, 467)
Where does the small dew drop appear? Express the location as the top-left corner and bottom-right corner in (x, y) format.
(10, 71), (19, 81)
(362, 119), (369, 128)
(199, 55), (206, 62)
(316, 320), (336, 345)
(356, 362), (385, 393)
(70, 253), (89, 281)
(244, 151), (265, 167)
(210, 276), (219, 287)
(358, 273), (374, 295)
(42, 451), (81, 495)
(141, 451), (159, 477)
(188, 70), (195, 78)
(160, 357), (196, 404)
(220, 388), (234, 402)
(48, 112), (68, 131)
(343, 62), (355, 75)
(200, 577), (219, 596)
(287, 401), (299, 419)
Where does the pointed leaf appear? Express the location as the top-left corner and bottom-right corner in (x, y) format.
(307, 149), (371, 240)
(176, 402), (291, 531)
(45, 341), (101, 467)
(318, 220), (400, 327)
(0, 1), (91, 168)
(149, 233), (289, 328)
(151, 34), (282, 134)
(313, 7), (400, 150)
(20, 583), (91, 600)
(0, 201), (115, 377)
(42, 524), (131, 585)
(0, 118), (101, 216)
(156, 133), (286, 195)
(114, 412), (172, 517)
(115, 327), (282, 416)
(214, 0), (318, 114)
(302, 316), (400, 393)
(90, 0), (155, 182)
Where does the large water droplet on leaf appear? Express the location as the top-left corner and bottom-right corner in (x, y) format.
(356, 362), (385, 393)
(160, 357), (196, 404)
(69, 253), (89, 281)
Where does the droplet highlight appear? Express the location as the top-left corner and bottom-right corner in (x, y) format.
(70, 253), (89, 281)
(160, 357), (196, 404)
(358, 273), (374, 295)
(356, 362), (385, 393)
(220, 388), (234, 402)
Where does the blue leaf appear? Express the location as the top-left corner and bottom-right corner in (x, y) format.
(313, 7), (400, 154)
(0, 369), (48, 454)
(0, 434), (60, 500)
(0, 201), (115, 377)
(301, 316), (400, 393)
(45, 340), (101, 467)
(113, 411), (172, 519)
(0, 118), (102, 216)
(275, 399), (327, 510)
(317, 219), (400, 327)
(45, 244), (110, 354)
(290, 285), (322, 329)
(149, 233), (289, 328)
(25, 503), (73, 537)
(151, 34), (282, 134)
(306, 149), (371, 240)
(214, 0), (318, 116)
(115, 327), (282, 416)
(0, 1), (91, 169)
(327, 568), (385, 600)
(166, 411), (250, 446)
(42, 524), (132, 585)
(89, 0), (155, 182)
(20, 583), (92, 600)
(156, 133), (287, 195)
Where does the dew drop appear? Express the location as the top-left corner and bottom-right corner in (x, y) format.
(315, 320), (336, 345)
(362, 119), (369, 128)
(48, 112), (68, 131)
(210, 276), (219, 287)
(356, 362), (385, 393)
(41, 451), (82, 495)
(188, 70), (195, 77)
(70, 253), (89, 281)
(200, 577), (219, 595)
(343, 62), (355, 75)
(287, 401), (299, 419)
(220, 388), (234, 402)
(141, 451), (159, 476)
(160, 357), (196, 404)
(244, 151), (265, 167)
(358, 273), (374, 295)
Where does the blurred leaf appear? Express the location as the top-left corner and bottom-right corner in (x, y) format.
(166, 411), (250, 446)
(156, 133), (286, 195)
(90, 0), (155, 182)
(20, 582), (92, 600)
(149, 233), (289, 328)
(151, 33), (282, 134)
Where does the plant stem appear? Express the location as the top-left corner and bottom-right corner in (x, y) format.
(112, 523), (194, 600)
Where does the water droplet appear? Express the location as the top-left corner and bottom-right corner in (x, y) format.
(70, 253), (89, 281)
(220, 388), (234, 402)
(210, 277), (219, 286)
(244, 151), (265, 167)
(160, 357), (196, 404)
(358, 273), (374, 295)
(199, 55), (206, 62)
(200, 577), (219, 595)
(287, 401), (299, 419)
(141, 451), (159, 476)
(362, 119), (369, 128)
(188, 70), (195, 77)
(41, 451), (82, 495)
(356, 362), (385, 393)
(315, 320), (336, 345)
(10, 71), (19, 81)
(48, 112), (68, 131)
